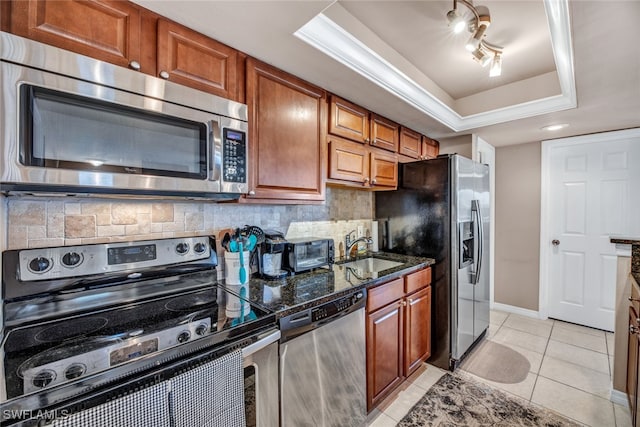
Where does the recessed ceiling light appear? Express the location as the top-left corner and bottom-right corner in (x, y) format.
(541, 124), (569, 131)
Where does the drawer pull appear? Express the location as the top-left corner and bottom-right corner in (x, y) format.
(129, 60), (141, 71)
(631, 325), (639, 335)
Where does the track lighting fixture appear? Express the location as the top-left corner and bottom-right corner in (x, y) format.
(446, 0), (503, 77)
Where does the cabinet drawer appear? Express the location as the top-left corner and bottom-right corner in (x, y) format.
(405, 267), (431, 295)
(368, 278), (404, 313)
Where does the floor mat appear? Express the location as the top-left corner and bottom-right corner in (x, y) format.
(461, 340), (530, 383)
(397, 372), (579, 427)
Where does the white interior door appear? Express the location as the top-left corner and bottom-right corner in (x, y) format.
(545, 130), (640, 331)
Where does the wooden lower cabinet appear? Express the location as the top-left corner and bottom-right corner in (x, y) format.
(404, 286), (431, 375)
(366, 268), (431, 411)
(367, 300), (404, 409)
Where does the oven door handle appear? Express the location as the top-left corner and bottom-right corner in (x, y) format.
(242, 328), (280, 358)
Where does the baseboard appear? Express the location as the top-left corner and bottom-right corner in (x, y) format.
(492, 303), (542, 319)
(610, 388), (629, 407)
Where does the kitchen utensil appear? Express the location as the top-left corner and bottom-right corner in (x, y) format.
(246, 234), (258, 252)
(243, 225), (265, 244)
(238, 241), (247, 283)
(222, 233), (231, 251)
(229, 238), (239, 253)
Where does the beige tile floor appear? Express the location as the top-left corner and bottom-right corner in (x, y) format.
(366, 309), (631, 427)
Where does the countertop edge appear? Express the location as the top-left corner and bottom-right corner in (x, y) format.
(273, 258), (435, 319)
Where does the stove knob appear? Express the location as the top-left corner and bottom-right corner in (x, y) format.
(32, 370), (56, 388)
(175, 243), (190, 255)
(195, 324), (209, 336)
(64, 363), (86, 380)
(28, 257), (52, 273)
(61, 252), (83, 268)
(177, 331), (191, 343)
(194, 242), (207, 254)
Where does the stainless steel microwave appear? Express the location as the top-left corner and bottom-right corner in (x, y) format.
(0, 32), (248, 199)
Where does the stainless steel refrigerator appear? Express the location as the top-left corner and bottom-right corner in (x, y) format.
(375, 154), (490, 370)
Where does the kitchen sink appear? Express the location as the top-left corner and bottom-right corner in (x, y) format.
(336, 257), (404, 280)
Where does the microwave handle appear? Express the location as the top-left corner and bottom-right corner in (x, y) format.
(209, 119), (222, 182)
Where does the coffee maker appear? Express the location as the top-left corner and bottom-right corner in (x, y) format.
(257, 230), (288, 279)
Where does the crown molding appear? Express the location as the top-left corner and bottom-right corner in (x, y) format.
(294, 0), (576, 132)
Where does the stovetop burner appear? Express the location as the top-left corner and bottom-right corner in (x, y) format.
(165, 291), (217, 312)
(34, 317), (109, 343)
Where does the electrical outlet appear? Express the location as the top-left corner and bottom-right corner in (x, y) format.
(357, 225), (364, 238)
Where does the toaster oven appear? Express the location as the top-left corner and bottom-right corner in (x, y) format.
(284, 238), (334, 273)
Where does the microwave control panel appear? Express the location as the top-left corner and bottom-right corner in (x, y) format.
(222, 129), (247, 183)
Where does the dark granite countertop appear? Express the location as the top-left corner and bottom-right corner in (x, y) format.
(220, 252), (434, 319)
(610, 236), (640, 245)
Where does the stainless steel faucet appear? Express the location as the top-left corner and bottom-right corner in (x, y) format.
(344, 230), (373, 259)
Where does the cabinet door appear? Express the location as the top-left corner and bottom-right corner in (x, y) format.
(399, 127), (422, 159)
(629, 307), (640, 426)
(4, 0), (142, 69)
(404, 286), (431, 376)
(157, 19), (239, 100)
(370, 114), (399, 153)
(422, 137), (440, 159)
(367, 301), (404, 411)
(246, 58), (326, 201)
(329, 95), (369, 143)
(328, 136), (370, 186)
(370, 149), (398, 189)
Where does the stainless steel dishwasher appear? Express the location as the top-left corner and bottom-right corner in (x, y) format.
(279, 289), (366, 427)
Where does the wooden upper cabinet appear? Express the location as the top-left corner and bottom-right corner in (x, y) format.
(3, 0), (142, 70)
(370, 114), (399, 152)
(370, 149), (398, 189)
(422, 137), (440, 159)
(399, 127), (422, 159)
(329, 95), (369, 144)
(328, 136), (397, 190)
(156, 19), (239, 101)
(245, 57), (326, 202)
(328, 136), (369, 186)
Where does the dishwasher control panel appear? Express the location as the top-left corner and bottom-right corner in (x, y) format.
(311, 291), (364, 322)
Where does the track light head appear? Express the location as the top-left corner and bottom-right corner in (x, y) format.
(447, 9), (467, 34)
(489, 53), (502, 77)
(445, 0), (504, 77)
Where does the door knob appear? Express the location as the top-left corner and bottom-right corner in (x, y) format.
(552, 239), (560, 246)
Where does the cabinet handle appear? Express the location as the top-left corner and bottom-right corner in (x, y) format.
(408, 298), (413, 304)
(159, 70), (170, 80)
(401, 300), (407, 307)
(365, 138), (370, 143)
(363, 177), (370, 185)
(631, 325), (639, 335)
(371, 179), (377, 185)
(248, 190), (256, 196)
(129, 60), (141, 71)
(629, 297), (640, 302)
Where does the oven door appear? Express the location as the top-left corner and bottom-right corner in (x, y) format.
(0, 61), (245, 199)
(1, 330), (280, 427)
(242, 330), (279, 427)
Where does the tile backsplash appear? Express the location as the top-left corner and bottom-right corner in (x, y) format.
(5, 187), (374, 250)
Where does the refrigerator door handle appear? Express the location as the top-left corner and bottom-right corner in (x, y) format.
(471, 200), (483, 285)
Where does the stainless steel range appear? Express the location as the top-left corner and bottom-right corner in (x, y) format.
(0, 236), (279, 426)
